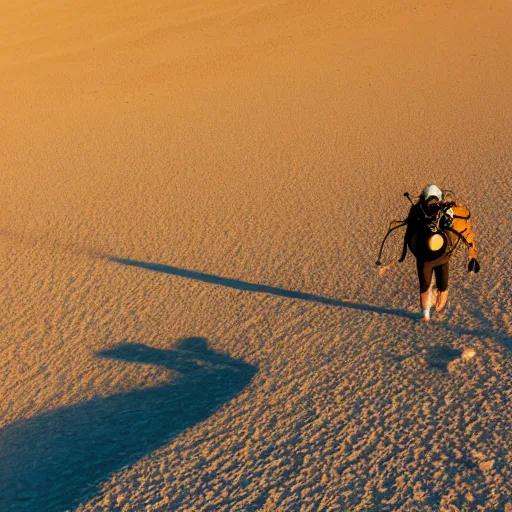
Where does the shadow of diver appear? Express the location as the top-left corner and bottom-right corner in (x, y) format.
(106, 256), (418, 320)
(0, 338), (257, 512)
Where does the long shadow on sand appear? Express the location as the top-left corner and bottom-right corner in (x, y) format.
(105, 257), (512, 351)
(0, 338), (257, 512)
(106, 256), (418, 320)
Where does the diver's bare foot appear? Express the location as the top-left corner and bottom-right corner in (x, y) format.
(435, 290), (449, 312)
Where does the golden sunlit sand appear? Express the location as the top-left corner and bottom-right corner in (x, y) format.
(1, 0), (511, 510)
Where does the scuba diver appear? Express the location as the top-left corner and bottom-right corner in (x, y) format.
(377, 184), (480, 322)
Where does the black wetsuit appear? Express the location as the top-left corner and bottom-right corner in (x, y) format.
(416, 259), (449, 294)
(405, 203), (451, 293)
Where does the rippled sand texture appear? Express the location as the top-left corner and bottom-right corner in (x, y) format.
(1, 0), (511, 510)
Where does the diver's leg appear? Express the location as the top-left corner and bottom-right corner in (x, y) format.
(434, 262), (449, 312)
(417, 261), (433, 321)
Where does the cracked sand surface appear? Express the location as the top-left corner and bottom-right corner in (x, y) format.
(1, 0), (511, 510)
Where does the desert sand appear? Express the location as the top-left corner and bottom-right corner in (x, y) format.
(1, 0), (511, 510)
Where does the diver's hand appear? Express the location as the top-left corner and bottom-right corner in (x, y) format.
(468, 258), (480, 273)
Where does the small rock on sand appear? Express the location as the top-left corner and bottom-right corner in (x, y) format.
(478, 459), (495, 472)
(461, 348), (476, 361)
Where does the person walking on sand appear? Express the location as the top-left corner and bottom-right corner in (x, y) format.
(377, 184), (480, 322)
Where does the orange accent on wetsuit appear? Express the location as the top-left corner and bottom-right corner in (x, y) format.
(451, 205), (477, 261)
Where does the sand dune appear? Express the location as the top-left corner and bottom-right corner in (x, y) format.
(1, 0), (511, 510)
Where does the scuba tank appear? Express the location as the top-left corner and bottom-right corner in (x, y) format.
(407, 199), (456, 262)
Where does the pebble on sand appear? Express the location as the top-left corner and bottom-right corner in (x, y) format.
(461, 348), (477, 361)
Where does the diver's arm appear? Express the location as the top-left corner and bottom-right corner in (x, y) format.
(463, 224), (479, 272)
(399, 206), (416, 263)
(462, 222), (477, 261)
(398, 225), (409, 262)
(452, 205), (479, 272)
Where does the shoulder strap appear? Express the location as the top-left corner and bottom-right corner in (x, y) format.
(453, 212), (470, 220)
(446, 227), (471, 247)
